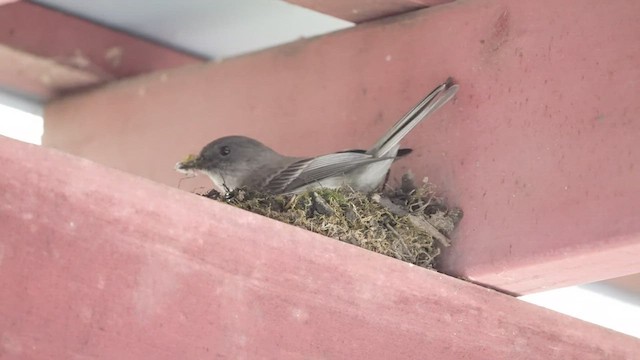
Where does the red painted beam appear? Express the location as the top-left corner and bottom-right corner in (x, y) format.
(1, 135), (639, 359)
(0, 44), (104, 99)
(43, 0), (640, 295)
(0, 2), (202, 99)
(287, 0), (452, 23)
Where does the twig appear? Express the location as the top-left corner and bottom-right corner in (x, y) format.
(407, 215), (451, 247)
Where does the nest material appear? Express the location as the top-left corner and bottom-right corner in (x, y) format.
(203, 174), (462, 269)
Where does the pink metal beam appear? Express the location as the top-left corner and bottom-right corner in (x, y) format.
(286, 0), (452, 23)
(0, 2), (202, 99)
(43, 0), (640, 295)
(1, 135), (639, 359)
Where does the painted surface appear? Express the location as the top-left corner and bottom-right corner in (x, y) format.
(43, 0), (640, 294)
(2, 135), (639, 358)
(286, 0), (451, 23)
(0, 2), (202, 98)
(33, 0), (353, 60)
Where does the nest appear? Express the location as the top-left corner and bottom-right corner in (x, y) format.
(200, 173), (462, 269)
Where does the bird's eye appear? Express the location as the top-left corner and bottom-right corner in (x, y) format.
(219, 146), (231, 156)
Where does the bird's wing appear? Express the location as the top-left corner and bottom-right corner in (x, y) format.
(263, 152), (392, 194)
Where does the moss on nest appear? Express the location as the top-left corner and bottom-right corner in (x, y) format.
(202, 174), (462, 269)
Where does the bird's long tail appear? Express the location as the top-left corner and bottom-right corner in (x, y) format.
(368, 78), (459, 157)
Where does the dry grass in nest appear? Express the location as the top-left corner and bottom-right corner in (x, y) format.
(202, 174), (462, 269)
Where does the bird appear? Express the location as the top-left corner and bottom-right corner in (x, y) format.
(176, 78), (459, 195)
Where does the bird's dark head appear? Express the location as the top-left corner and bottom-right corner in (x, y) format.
(197, 135), (273, 170)
(176, 135), (278, 191)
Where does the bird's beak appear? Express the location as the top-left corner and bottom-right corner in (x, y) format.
(175, 154), (201, 174)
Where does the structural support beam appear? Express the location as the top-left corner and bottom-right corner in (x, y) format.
(1, 135), (639, 359)
(43, 0), (640, 295)
(286, 0), (452, 23)
(0, 1), (202, 99)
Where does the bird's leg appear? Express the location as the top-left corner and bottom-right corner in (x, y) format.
(380, 169), (392, 191)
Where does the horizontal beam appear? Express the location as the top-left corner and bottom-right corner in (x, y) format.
(286, 0), (452, 23)
(1, 135), (639, 358)
(0, 2), (202, 99)
(0, 44), (104, 99)
(43, 0), (640, 295)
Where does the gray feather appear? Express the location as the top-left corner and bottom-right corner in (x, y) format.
(369, 80), (459, 157)
(263, 152), (393, 193)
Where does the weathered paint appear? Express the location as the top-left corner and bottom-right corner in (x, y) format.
(0, 2), (202, 99)
(43, 0), (640, 294)
(2, 135), (639, 358)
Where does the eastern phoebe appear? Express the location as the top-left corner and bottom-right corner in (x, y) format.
(176, 78), (458, 194)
